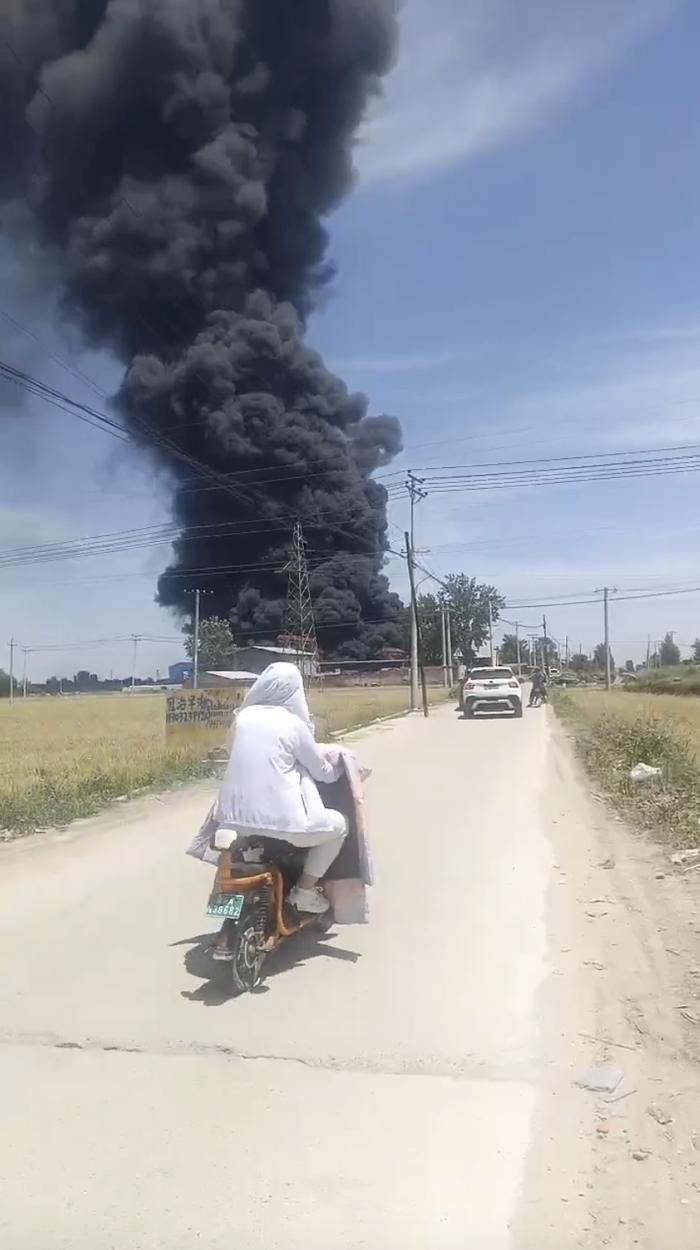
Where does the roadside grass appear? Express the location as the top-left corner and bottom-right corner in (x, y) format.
(629, 665), (700, 696)
(552, 688), (700, 847)
(0, 686), (448, 838)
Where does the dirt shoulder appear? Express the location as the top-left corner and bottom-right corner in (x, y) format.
(516, 711), (700, 1248)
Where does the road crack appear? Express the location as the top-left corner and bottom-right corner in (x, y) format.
(0, 1029), (533, 1082)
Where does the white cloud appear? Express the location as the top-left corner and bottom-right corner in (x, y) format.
(358, 0), (682, 183)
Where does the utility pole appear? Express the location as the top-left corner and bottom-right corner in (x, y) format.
(405, 531), (429, 717)
(515, 622), (521, 675)
(595, 587), (617, 689)
(646, 636), (651, 670)
(405, 472), (427, 711)
(184, 588), (213, 688)
(131, 635), (140, 693)
(192, 589), (201, 689)
(22, 647), (28, 700)
(446, 609), (454, 687)
(604, 591), (611, 688)
(542, 615), (548, 677)
(564, 636), (569, 669)
(8, 637), (15, 706)
(488, 599), (494, 664)
(441, 604), (449, 687)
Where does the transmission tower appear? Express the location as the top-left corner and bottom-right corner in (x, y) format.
(284, 521), (318, 676)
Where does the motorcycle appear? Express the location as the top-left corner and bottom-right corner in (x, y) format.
(529, 687), (548, 708)
(204, 760), (369, 995)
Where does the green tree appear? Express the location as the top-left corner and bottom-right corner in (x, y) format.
(593, 642), (614, 673)
(660, 632), (680, 666)
(400, 576), (505, 667)
(499, 634), (529, 666)
(440, 574), (505, 666)
(399, 594), (444, 665)
(184, 616), (236, 670)
(0, 669), (18, 699)
(693, 638), (700, 664)
(569, 653), (590, 673)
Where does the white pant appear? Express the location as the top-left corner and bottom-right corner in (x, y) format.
(244, 810), (347, 879)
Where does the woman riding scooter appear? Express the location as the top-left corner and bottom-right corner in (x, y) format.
(213, 663), (347, 915)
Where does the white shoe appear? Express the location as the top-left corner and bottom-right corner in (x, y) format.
(288, 886), (330, 915)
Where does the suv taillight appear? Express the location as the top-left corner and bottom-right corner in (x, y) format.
(509, 680), (519, 688)
(465, 681), (475, 690)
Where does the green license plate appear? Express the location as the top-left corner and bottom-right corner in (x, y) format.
(207, 892), (245, 921)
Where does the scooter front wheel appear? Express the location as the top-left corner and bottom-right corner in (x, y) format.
(229, 903), (267, 995)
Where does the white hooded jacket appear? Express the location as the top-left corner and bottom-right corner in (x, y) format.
(214, 663), (342, 835)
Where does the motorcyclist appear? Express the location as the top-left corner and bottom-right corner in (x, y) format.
(528, 666), (547, 707)
(213, 663), (347, 915)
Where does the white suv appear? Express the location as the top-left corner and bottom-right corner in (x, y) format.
(462, 666), (523, 719)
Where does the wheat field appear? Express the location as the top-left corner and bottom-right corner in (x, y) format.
(0, 685), (448, 836)
(558, 687), (700, 748)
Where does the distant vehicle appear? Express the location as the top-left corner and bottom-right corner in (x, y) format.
(462, 665), (523, 719)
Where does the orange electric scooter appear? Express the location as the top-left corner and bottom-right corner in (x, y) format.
(205, 769), (360, 994)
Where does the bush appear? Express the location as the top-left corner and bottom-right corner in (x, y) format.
(632, 666), (700, 696)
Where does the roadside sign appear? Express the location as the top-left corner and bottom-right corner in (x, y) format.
(165, 687), (248, 743)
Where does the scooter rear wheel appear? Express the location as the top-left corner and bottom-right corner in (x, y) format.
(229, 903), (267, 995)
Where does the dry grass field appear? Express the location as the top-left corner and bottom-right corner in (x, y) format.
(553, 687), (700, 847)
(556, 687), (700, 746)
(0, 685), (448, 836)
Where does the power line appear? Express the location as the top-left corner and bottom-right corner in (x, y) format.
(402, 441), (700, 475)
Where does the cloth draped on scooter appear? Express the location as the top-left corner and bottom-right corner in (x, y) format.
(186, 747), (373, 924)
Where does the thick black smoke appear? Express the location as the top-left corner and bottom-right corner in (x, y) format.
(0, 0), (403, 658)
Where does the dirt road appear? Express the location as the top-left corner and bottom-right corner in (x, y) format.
(2, 703), (699, 1248)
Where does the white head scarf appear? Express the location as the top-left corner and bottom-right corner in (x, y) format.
(241, 662), (312, 728)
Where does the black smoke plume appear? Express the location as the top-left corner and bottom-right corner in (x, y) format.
(0, 0), (403, 658)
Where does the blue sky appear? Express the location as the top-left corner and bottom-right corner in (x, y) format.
(3, 0), (700, 679)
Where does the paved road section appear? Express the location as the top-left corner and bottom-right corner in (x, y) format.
(2, 701), (669, 1249)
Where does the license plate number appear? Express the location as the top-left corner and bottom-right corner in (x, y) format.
(207, 893), (245, 921)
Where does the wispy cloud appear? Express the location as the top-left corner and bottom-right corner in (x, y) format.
(358, 0), (681, 184)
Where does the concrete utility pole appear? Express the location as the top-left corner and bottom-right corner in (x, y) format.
(131, 635), (140, 693)
(405, 530), (429, 717)
(595, 587), (617, 689)
(446, 609), (454, 687)
(646, 635), (651, 669)
(542, 615), (548, 677)
(184, 587), (214, 689)
(488, 599), (494, 665)
(22, 648), (28, 700)
(405, 472), (427, 711)
(441, 605), (449, 687)
(8, 637), (15, 706)
(192, 589), (201, 690)
(564, 636), (569, 668)
(515, 622), (521, 675)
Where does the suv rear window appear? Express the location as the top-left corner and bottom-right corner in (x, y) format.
(469, 668), (514, 681)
